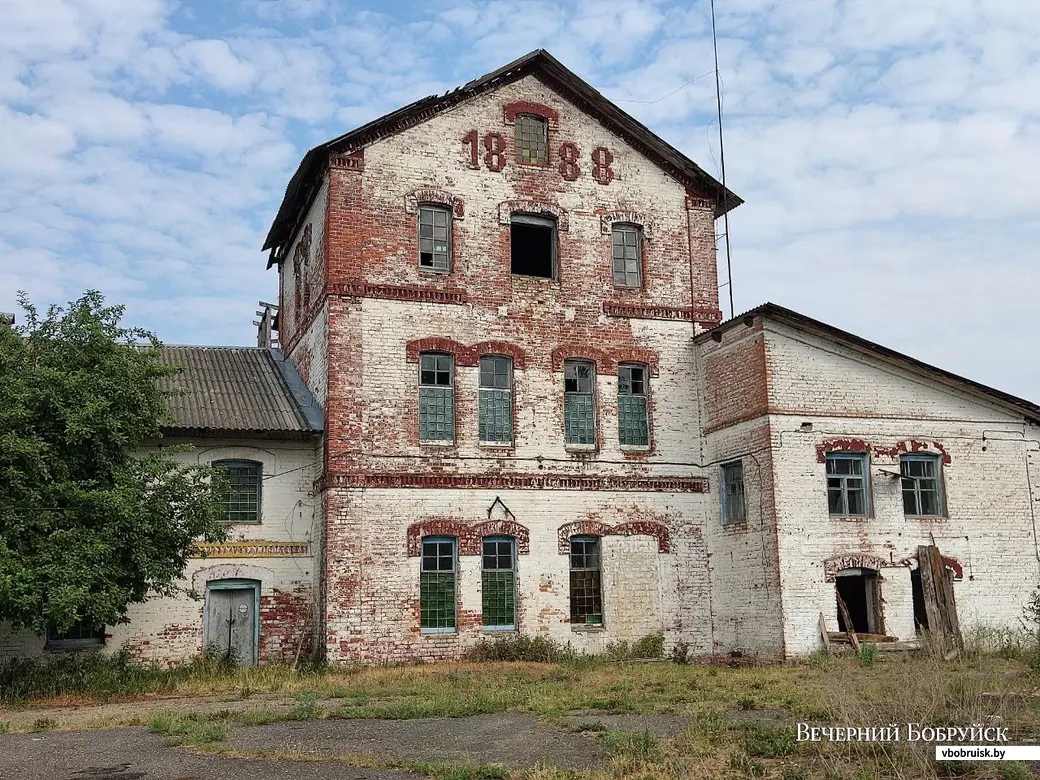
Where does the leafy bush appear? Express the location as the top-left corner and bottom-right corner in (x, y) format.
(632, 632), (665, 659)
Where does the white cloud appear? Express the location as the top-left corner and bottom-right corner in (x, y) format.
(0, 0), (1038, 399)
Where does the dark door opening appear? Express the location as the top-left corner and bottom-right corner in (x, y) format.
(510, 215), (556, 278)
(835, 569), (882, 634)
(911, 568), (929, 631)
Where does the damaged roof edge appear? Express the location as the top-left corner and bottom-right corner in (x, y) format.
(262, 49), (742, 255)
(697, 302), (1040, 425)
(269, 348), (325, 432)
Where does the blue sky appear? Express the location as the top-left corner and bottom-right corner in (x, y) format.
(2, 0), (1039, 399)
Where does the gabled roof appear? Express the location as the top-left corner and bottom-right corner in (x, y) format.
(697, 302), (1040, 425)
(158, 346), (323, 439)
(263, 49), (742, 256)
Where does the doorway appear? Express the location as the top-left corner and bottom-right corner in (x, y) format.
(204, 579), (260, 665)
(835, 568), (883, 635)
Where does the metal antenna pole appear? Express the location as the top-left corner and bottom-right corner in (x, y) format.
(710, 0), (735, 320)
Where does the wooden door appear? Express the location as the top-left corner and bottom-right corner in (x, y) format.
(917, 545), (962, 653)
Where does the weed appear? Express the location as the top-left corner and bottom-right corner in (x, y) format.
(741, 723), (796, 758)
(240, 709), (288, 726)
(999, 762), (1033, 780)
(728, 751), (766, 777)
(602, 730), (660, 760)
(632, 632), (666, 659)
(29, 717), (57, 732)
(571, 721), (607, 732)
(404, 761), (510, 780)
(146, 712), (175, 734)
(670, 641), (690, 665)
(293, 692), (318, 720)
(463, 636), (578, 663)
(737, 696), (757, 711)
(780, 768), (810, 780)
(857, 643), (877, 666)
(807, 648), (830, 669)
(0, 721), (10, 734)
(178, 718), (229, 745)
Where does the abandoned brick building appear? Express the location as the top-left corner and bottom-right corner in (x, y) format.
(3, 50), (1039, 665)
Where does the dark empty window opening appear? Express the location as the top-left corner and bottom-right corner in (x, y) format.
(511, 214), (556, 279)
(835, 569), (882, 635)
(911, 568), (929, 632)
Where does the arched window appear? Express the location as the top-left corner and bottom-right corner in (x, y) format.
(212, 459), (263, 524)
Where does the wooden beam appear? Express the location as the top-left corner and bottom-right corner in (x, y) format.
(819, 612), (831, 653)
(836, 592), (861, 653)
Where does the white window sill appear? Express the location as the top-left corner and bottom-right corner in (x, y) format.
(419, 441), (455, 447)
(565, 444), (597, 453)
(479, 441), (514, 449)
(571, 624), (605, 633)
(420, 628), (457, 635)
(620, 445), (651, 453)
(482, 626), (517, 633)
(418, 267), (452, 275)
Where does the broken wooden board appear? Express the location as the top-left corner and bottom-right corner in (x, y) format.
(835, 592), (861, 653)
(827, 632), (898, 644)
(819, 613), (830, 652)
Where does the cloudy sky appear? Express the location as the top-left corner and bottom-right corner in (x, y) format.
(2, 0), (1038, 399)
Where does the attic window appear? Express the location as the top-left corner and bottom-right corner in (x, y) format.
(516, 115), (548, 165)
(510, 214), (556, 279)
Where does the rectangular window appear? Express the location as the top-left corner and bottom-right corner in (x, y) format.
(510, 214), (556, 279)
(418, 206), (451, 271)
(419, 353), (454, 443)
(901, 455), (943, 516)
(826, 453), (870, 516)
(482, 537), (516, 630)
(46, 620), (105, 649)
(564, 359), (596, 446)
(515, 114), (548, 164)
(617, 364), (649, 446)
(420, 537), (456, 633)
(611, 225), (642, 288)
(479, 356), (513, 445)
(213, 460), (262, 523)
(721, 461), (747, 525)
(569, 536), (603, 625)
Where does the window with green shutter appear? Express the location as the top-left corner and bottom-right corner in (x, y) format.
(617, 364), (649, 446)
(213, 459), (262, 523)
(420, 537), (456, 633)
(564, 360), (596, 446)
(481, 536), (516, 630)
(569, 536), (603, 625)
(479, 356), (513, 445)
(419, 353), (454, 443)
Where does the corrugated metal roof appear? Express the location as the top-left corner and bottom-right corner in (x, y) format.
(158, 346), (322, 436)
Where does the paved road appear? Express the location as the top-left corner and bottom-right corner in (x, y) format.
(0, 728), (414, 780)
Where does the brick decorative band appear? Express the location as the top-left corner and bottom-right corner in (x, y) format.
(600, 211), (655, 239)
(815, 438), (951, 465)
(330, 283), (468, 305)
(557, 520), (671, 553)
(194, 541), (310, 559)
(320, 473), (708, 493)
(406, 519), (531, 556)
(405, 338), (528, 369)
(603, 302), (723, 325)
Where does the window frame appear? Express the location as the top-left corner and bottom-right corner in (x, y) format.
(563, 359), (597, 447)
(45, 619), (105, 650)
(617, 362), (650, 448)
(720, 460), (747, 525)
(900, 454), (945, 517)
(478, 355), (514, 446)
(515, 113), (549, 165)
(481, 535), (517, 631)
(510, 213), (558, 279)
(420, 536), (458, 634)
(212, 459), (263, 524)
(418, 352), (455, 445)
(825, 452), (872, 517)
(611, 223), (644, 289)
(569, 535), (603, 626)
(418, 204), (452, 272)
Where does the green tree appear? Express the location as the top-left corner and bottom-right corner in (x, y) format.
(0, 291), (227, 636)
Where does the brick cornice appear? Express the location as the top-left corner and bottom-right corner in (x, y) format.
(318, 472), (708, 493)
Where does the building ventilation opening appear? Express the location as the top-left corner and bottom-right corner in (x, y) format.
(510, 215), (556, 278)
(835, 568), (882, 635)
